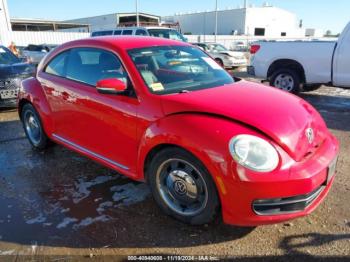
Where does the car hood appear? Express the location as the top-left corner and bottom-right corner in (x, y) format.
(0, 63), (34, 78)
(160, 80), (329, 161)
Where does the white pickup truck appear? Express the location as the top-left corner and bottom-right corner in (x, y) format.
(248, 22), (350, 93)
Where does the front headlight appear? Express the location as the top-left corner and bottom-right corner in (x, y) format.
(229, 135), (279, 172)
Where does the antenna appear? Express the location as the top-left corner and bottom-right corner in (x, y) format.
(244, 0), (248, 8)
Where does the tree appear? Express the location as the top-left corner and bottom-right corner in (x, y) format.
(325, 30), (332, 36)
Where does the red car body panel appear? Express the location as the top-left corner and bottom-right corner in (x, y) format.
(18, 37), (339, 226)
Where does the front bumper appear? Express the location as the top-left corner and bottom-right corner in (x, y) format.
(220, 134), (339, 226)
(0, 76), (29, 108)
(224, 58), (248, 68)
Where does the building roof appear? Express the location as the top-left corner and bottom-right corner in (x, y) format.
(165, 6), (294, 17)
(11, 18), (89, 27)
(65, 12), (160, 21)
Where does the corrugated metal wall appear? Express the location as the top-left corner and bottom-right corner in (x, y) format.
(10, 31), (90, 46)
(185, 35), (333, 50)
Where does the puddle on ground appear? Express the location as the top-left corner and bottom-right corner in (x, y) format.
(0, 140), (151, 244)
(0, 173), (151, 244)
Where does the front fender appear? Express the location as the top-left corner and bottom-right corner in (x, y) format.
(18, 77), (54, 136)
(137, 112), (258, 186)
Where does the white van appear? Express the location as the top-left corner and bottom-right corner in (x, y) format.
(91, 27), (187, 42)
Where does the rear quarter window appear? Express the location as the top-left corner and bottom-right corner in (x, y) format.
(44, 51), (69, 77)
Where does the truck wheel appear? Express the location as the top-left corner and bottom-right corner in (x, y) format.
(148, 147), (219, 225)
(270, 68), (301, 94)
(21, 103), (50, 150)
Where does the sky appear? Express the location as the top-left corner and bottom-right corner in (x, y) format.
(7, 0), (349, 34)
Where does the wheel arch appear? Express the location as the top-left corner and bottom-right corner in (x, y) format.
(267, 59), (306, 83)
(214, 57), (224, 67)
(135, 112), (254, 196)
(18, 98), (31, 119)
(18, 77), (54, 136)
(143, 143), (196, 184)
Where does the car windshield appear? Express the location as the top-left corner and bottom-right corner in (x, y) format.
(147, 29), (187, 42)
(128, 45), (234, 94)
(209, 44), (228, 52)
(0, 47), (21, 65)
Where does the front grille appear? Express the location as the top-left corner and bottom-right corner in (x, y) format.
(252, 185), (325, 216)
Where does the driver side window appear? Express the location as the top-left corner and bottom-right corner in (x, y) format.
(65, 48), (129, 87)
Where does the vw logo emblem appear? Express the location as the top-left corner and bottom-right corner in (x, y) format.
(174, 180), (187, 195)
(305, 128), (314, 144)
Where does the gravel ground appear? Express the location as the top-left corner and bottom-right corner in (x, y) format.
(0, 73), (349, 261)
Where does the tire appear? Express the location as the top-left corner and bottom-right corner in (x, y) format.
(147, 147), (220, 225)
(21, 103), (50, 150)
(270, 68), (301, 94)
(215, 58), (224, 68)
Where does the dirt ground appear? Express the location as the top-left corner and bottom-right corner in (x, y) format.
(0, 72), (349, 261)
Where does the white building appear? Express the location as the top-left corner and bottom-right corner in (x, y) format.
(163, 5), (304, 38)
(65, 13), (161, 33)
(305, 28), (325, 38)
(0, 0), (12, 45)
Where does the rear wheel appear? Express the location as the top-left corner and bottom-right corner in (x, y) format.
(21, 103), (50, 150)
(270, 68), (301, 94)
(148, 148), (219, 225)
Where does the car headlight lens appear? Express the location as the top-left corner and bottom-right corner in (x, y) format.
(229, 135), (279, 172)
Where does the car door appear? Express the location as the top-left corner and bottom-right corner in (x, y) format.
(40, 47), (140, 173)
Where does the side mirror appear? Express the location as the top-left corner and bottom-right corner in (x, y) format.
(96, 78), (127, 95)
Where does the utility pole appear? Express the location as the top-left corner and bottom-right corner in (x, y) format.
(214, 0), (218, 42)
(136, 0), (140, 26)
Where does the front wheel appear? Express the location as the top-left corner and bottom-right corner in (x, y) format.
(21, 103), (50, 150)
(270, 68), (301, 94)
(148, 148), (220, 225)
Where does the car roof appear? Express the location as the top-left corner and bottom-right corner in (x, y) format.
(61, 36), (189, 50)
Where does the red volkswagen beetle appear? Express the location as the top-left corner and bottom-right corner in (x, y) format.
(18, 37), (339, 226)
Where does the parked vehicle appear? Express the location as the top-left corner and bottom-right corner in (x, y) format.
(248, 22), (350, 93)
(231, 41), (249, 52)
(192, 42), (247, 68)
(91, 26), (187, 42)
(0, 46), (35, 107)
(21, 44), (51, 65)
(18, 37), (339, 226)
